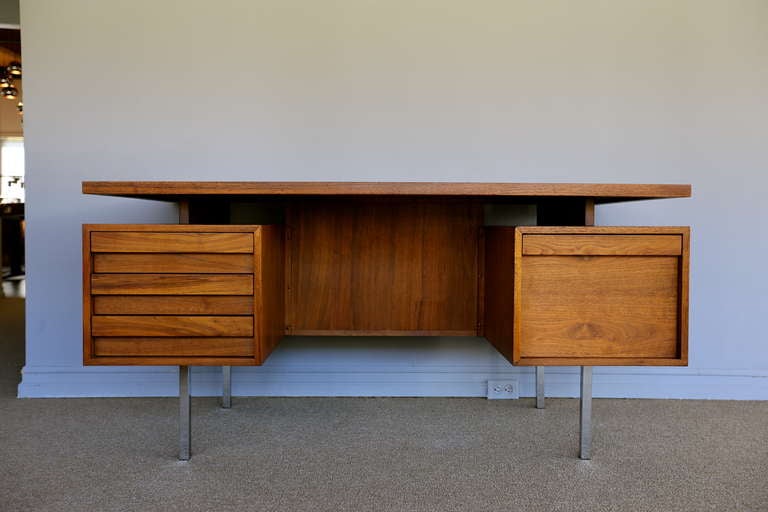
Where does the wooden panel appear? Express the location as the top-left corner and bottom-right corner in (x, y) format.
(483, 227), (516, 362)
(93, 253), (253, 273)
(519, 256), (679, 360)
(83, 181), (692, 203)
(90, 232), (253, 253)
(678, 229), (691, 364)
(94, 337), (254, 357)
(255, 224), (285, 363)
(93, 296), (253, 315)
(92, 316), (253, 337)
(91, 274), (253, 295)
(83, 225), (95, 363)
(523, 235), (681, 256)
(286, 199), (481, 334)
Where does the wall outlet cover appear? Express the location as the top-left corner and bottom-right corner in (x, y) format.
(487, 379), (519, 399)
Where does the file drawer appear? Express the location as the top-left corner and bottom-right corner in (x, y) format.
(513, 227), (689, 366)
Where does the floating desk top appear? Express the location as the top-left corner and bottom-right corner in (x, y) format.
(82, 181), (691, 203)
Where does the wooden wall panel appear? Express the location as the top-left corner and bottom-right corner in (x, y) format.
(286, 200), (481, 335)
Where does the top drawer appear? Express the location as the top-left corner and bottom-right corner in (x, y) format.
(90, 231), (254, 253)
(522, 234), (682, 256)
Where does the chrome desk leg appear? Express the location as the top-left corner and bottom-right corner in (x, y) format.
(221, 366), (232, 409)
(179, 366), (191, 461)
(579, 366), (593, 460)
(535, 366), (545, 409)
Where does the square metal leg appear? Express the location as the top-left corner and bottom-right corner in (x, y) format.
(535, 366), (545, 409)
(179, 366), (191, 461)
(579, 366), (593, 460)
(221, 366), (232, 409)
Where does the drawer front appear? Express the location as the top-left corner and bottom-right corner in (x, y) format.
(522, 234), (681, 256)
(514, 227), (689, 366)
(93, 253), (253, 273)
(84, 225), (265, 365)
(91, 274), (254, 295)
(90, 232), (254, 253)
(92, 315), (254, 337)
(92, 296), (254, 315)
(93, 338), (255, 357)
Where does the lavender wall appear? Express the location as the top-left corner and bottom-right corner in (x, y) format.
(18, 0), (768, 398)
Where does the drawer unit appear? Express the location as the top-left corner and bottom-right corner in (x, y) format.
(512, 227), (689, 366)
(83, 225), (284, 366)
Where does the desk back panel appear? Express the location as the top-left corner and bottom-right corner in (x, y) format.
(286, 199), (482, 336)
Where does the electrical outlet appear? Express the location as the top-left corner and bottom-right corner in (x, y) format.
(486, 379), (519, 399)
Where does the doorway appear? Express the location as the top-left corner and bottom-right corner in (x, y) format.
(0, 19), (24, 400)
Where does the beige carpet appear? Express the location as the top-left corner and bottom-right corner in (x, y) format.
(1, 297), (767, 511)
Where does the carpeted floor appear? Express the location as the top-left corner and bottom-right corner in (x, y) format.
(1, 296), (767, 511)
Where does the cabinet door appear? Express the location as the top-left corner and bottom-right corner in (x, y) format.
(83, 224), (284, 366)
(513, 227), (689, 366)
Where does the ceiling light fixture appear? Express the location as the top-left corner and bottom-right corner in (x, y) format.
(7, 61), (21, 77)
(2, 86), (18, 100)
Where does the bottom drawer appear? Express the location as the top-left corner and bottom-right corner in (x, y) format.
(513, 227), (689, 366)
(94, 337), (255, 357)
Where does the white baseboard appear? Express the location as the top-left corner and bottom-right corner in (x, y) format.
(17, 364), (768, 400)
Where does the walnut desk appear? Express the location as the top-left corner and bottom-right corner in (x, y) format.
(82, 182), (691, 460)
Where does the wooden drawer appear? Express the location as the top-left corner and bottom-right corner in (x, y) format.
(91, 274), (254, 295)
(92, 315), (254, 337)
(92, 253), (253, 273)
(83, 224), (285, 366)
(90, 232), (254, 253)
(94, 338), (255, 357)
(92, 296), (254, 315)
(513, 227), (689, 366)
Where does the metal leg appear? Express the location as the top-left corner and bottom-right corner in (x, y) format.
(535, 366), (545, 409)
(221, 366), (232, 409)
(579, 366), (593, 460)
(179, 366), (191, 461)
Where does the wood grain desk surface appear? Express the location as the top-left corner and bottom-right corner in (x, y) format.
(82, 181), (691, 204)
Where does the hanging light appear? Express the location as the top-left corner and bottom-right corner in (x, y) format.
(7, 61), (21, 77)
(0, 76), (12, 88)
(2, 86), (18, 100)
(17, 101), (23, 114)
